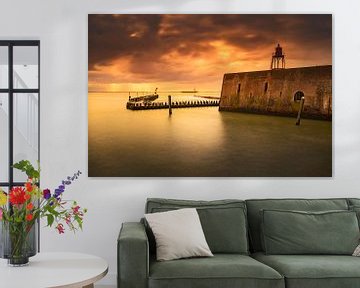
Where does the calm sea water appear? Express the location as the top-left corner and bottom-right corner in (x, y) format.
(88, 92), (332, 177)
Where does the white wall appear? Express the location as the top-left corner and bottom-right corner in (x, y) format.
(1, 0), (360, 286)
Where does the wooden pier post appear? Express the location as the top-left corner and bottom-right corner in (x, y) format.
(168, 95), (172, 115)
(296, 97), (305, 126)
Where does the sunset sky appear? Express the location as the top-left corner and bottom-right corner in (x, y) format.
(88, 14), (332, 93)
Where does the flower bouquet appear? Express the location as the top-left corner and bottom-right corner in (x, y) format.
(0, 160), (87, 266)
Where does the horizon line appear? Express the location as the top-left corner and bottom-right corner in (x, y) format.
(88, 90), (221, 93)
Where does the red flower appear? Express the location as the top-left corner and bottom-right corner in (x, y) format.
(26, 214), (33, 221)
(24, 193), (31, 200)
(25, 182), (33, 192)
(9, 187), (26, 205)
(56, 223), (65, 234)
(65, 214), (71, 225)
(26, 203), (34, 210)
(72, 205), (80, 215)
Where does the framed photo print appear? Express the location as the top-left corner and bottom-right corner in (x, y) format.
(88, 14), (332, 177)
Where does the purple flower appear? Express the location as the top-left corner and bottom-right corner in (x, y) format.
(54, 171), (82, 199)
(54, 189), (63, 198)
(43, 189), (51, 200)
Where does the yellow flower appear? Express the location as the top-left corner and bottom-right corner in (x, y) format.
(0, 189), (7, 206)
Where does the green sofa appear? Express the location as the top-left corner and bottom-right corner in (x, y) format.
(118, 198), (360, 288)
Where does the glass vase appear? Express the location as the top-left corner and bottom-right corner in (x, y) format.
(0, 220), (37, 266)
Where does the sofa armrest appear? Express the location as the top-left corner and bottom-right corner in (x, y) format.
(118, 222), (149, 288)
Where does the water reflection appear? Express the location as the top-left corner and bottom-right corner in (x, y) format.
(88, 93), (331, 177)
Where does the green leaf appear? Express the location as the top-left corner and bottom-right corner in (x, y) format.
(47, 206), (60, 217)
(75, 216), (83, 230)
(12, 160), (40, 180)
(47, 214), (54, 227)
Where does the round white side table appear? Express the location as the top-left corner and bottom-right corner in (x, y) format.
(0, 252), (108, 288)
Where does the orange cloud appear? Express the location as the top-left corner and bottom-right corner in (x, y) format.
(88, 14), (332, 92)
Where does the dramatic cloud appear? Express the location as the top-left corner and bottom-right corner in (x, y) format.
(88, 14), (332, 92)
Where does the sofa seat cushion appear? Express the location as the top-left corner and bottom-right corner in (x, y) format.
(149, 254), (284, 288)
(252, 252), (360, 288)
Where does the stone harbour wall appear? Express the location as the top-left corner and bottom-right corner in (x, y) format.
(219, 65), (332, 120)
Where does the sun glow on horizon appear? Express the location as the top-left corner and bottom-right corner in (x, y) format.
(89, 14), (332, 93)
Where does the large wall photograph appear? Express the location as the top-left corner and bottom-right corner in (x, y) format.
(88, 14), (332, 177)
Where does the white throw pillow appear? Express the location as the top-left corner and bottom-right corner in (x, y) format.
(145, 208), (213, 261)
(353, 244), (360, 256)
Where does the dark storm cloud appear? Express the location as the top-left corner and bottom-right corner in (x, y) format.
(231, 15), (330, 57)
(88, 14), (332, 86)
(88, 14), (162, 68)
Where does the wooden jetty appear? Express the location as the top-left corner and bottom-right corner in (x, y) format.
(128, 88), (159, 102)
(128, 94), (159, 102)
(126, 99), (220, 110)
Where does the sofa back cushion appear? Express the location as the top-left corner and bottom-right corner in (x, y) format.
(145, 198), (249, 254)
(246, 198), (349, 252)
(261, 209), (359, 255)
(347, 199), (360, 228)
(348, 198), (360, 207)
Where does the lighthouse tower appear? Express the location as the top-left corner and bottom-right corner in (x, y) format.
(271, 43), (285, 69)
